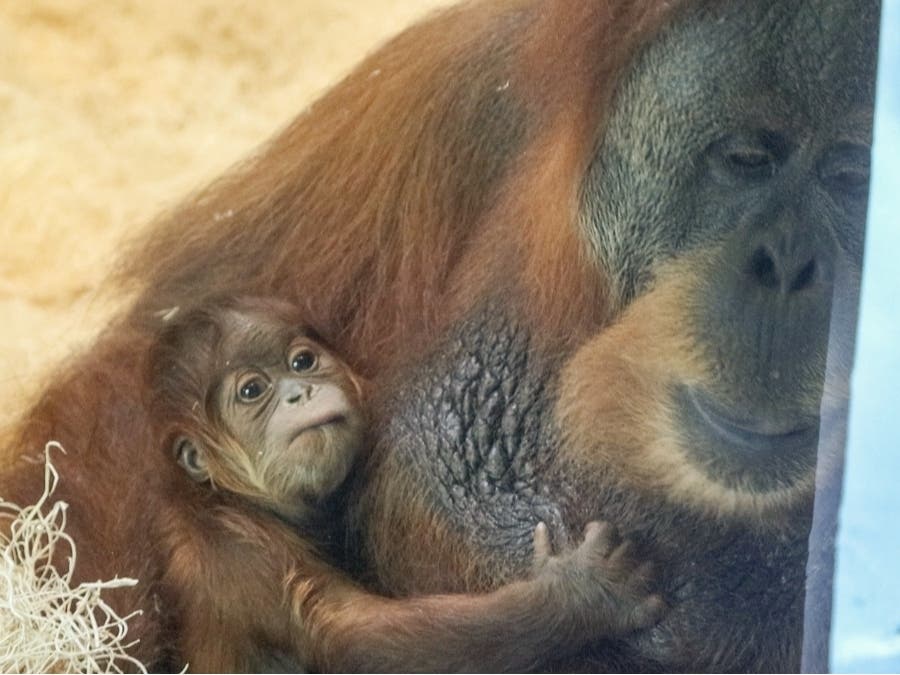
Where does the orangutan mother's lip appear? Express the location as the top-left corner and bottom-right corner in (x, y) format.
(686, 388), (818, 454)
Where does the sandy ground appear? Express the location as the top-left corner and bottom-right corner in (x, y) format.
(0, 0), (448, 432)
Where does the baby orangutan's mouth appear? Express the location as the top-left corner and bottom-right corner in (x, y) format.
(294, 414), (347, 438)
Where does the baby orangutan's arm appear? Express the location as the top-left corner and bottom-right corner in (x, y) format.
(296, 521), (663, 672)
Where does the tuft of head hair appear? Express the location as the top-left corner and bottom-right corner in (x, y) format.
(147, 294), (310, 454)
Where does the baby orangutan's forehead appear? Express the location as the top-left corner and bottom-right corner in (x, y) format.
(217, 311), (306, 368)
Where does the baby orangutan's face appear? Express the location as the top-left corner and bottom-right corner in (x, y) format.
(224, 327), (364, 494)
(176, 312), (366, 514)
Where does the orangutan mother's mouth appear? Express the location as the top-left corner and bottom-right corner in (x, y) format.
(685, 388), (819, 454)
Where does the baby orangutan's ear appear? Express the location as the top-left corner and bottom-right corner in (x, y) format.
(174, 436), (210, 482)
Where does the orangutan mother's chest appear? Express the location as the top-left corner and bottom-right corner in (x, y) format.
(374, 314), (811, 671)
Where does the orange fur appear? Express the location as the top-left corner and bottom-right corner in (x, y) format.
(1, 1), (687, 668)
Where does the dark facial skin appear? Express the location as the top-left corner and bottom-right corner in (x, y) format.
(176, 315), (365, 521)
(581, 0), (878, 492)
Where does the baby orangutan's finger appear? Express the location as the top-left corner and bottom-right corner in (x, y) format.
(532, 522), (553, 570)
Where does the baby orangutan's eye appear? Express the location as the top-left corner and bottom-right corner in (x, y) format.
(289, 347), (318, 373)
(236, 373), (270, 403)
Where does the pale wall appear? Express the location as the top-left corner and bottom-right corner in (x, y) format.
(0, 0), (448, 429)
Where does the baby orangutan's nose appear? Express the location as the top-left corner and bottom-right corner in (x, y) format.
(285, 382), (317, 405)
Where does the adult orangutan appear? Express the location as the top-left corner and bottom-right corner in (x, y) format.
(1, 0), (879, 671)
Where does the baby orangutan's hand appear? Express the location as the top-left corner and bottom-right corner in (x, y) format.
(531, 521), (666, 637)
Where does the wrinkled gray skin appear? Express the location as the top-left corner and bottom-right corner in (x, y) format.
(360, 2), (880, 671)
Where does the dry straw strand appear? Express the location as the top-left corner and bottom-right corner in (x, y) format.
(0, 442), (148, 673)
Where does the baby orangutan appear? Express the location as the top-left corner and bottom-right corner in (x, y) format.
(161, 301), (366, 525)
(147, 295), (663, 672)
